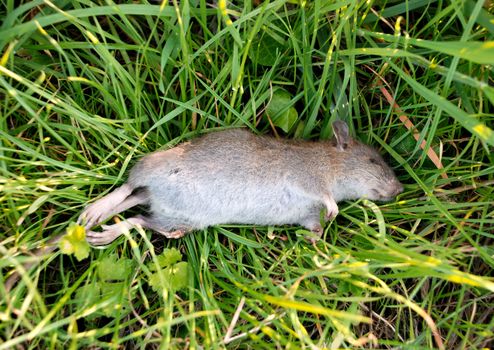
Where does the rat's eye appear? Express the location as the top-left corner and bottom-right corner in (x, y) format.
(369, 158), (378, 164)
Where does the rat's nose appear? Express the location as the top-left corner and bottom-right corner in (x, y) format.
(393, 182), (404, 196)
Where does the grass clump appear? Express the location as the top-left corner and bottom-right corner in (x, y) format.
(1, 0), (493, 349)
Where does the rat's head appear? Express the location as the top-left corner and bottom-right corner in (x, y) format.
(331, 120), (404, 202)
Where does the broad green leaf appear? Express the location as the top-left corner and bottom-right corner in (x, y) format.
(75, 280), (132, 319)
(74, 253), (136, 319)
(97, 256), (134, 282)
(265, 88), (298, 132)
(156, 248), (183, 269)
(75, 283), (101, 309)
(391, 131), (417, 156)
(168, 261), (188, 290)
(99, 281), (132, 317)
(59, 222), (90, 261)
(147, 248), (189, 292)
(148, 261), (189, 292)
(249, 33), (287, 67)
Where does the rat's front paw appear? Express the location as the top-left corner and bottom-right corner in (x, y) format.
(308, 225), (324, 243)
(310, 224), (323, 237)
(324, 206), (339, 221)
(299, 221), (324, 243)
(323, 196), (339, 221)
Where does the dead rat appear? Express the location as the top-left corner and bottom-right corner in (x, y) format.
(80, 120), (403, 245)
(4, 120), (403, 291)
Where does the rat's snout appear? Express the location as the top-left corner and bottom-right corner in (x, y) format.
(392, 181), (404, 197)
(385, 180), (403, 199)
(371, 180), (403, 201)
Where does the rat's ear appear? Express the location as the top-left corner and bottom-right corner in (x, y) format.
(332, 120), (350, 151)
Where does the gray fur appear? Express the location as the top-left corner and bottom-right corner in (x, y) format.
(80, 121), (403, 245)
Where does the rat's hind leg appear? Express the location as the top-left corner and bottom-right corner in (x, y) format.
(86, 215), (190, 246)
(112, 189), (148, 211)
(97, 189), (149, 225)
(79, 184), (149, 229)
(78, 184), (132, 228)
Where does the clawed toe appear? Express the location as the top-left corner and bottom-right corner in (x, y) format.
(83, 212), (189, 244)
(303, 230), (322, 244)
(323, 195), (339, 221)
(86, 224), (127, 246)
(324, 205), (339, 221)
(324, 209), (338, 221)
(86, 231), (114, 246)
(78, 208), (102, 229)
(78, 184), (134, 230)
(164, 229), (187, 239)
(311, 225), (323, 236)
(299, 221), (324, 243)
(307, 225), (323, 243)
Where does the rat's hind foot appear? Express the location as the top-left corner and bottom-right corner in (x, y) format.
(139, 216), (191, 239)
(86, 227), (123, 246)
(79, 185), (150, 229)
(86, 215), (150, 246)
(79, 184), (133, 229)
(85, 215), (190, 245)
(162, 229), (188, 239)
